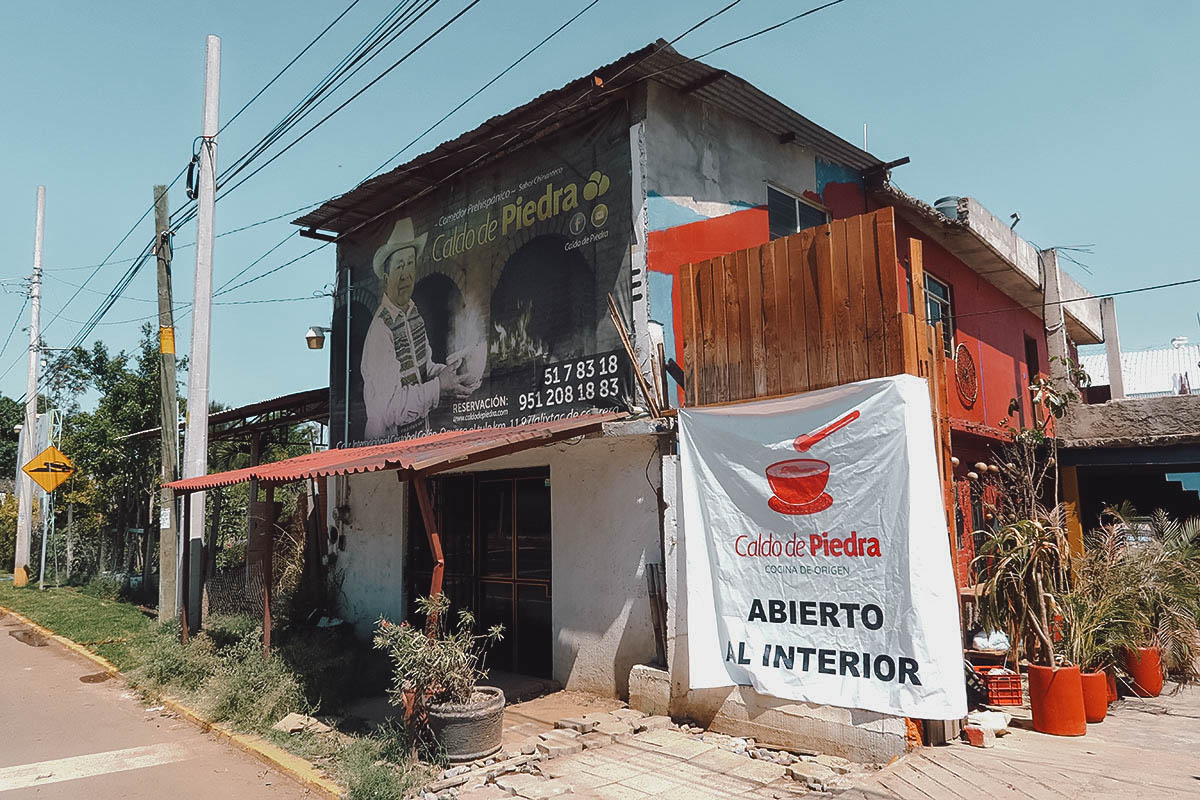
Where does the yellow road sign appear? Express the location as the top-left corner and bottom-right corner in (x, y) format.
(23, 445), (74, 492)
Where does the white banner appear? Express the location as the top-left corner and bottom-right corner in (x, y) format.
(679, 375), (966, 719)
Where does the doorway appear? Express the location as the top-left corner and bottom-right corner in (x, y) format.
(408, 468), (553, 678)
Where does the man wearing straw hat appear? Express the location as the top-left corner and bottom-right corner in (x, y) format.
(362, 217), (476, 439)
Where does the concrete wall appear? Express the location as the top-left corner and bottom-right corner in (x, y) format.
(641, 80), (866, 400)
(1061, 395), (1200, 448)
(661, 453), (907, 764)
(327, 470), (410, 639)
(329, 429), (663, 699)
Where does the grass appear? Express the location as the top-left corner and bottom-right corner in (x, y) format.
(1, 577), (434, 799)
(0, 578), (161, 668)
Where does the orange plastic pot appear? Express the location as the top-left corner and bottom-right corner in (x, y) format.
(1123, 647), (1164, 697)
(1104, 669), (1118, 703)
(1080, 672), (1108, 723)
(1027, 664), (1086, 736)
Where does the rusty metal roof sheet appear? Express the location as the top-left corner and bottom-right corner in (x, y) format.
(293, 41), (882, 236)
(165, 412), (623, 492)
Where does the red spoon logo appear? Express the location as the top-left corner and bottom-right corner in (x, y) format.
(765, 410), (860, 516)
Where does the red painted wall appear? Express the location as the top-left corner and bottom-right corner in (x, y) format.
(646, 206), (769, 379)
(893, 221), (1049, 439)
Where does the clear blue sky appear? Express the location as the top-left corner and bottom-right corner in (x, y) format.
(1, 0), (1196, 409)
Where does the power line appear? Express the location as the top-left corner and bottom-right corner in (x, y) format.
(333, 0), (758, 240)
(0, 295), (30, 363)
(365, 0), (605, 179)
(216, 243), (333, 297)
(39, 169), (185, 337)
(217, 0), (367, 135)
(213, 0), (486, 205)
(952, 275), (1200, 321)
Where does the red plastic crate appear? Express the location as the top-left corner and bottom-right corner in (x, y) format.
(975, 666), (1023, 706)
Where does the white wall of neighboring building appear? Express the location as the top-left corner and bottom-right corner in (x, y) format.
(327, 429), (663, 699)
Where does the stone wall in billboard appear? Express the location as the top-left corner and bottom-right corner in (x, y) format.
(331, 104), (634, 445)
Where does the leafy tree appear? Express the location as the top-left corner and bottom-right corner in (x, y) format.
(0, 395), (21, 479)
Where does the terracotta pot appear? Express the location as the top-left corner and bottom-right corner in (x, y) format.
(1123, 647), (1164, 697)
(1027, 664), (1086, 736)
(1104, 669), (1118, 703)
(1079, 671), (1108, 723)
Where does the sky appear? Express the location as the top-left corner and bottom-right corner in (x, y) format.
(1, 0), (1197, 411)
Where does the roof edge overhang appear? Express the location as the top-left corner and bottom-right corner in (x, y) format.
(873, 185), (1102, 345)
(293, 41), (884, 238)
(165, 412), (630, 494)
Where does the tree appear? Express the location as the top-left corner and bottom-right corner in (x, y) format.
(0, 395), (21, 479)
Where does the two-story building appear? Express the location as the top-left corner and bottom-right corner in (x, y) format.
(274, 41), (1101, 760)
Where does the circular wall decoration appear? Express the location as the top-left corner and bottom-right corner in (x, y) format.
(955, 343), (978, 407)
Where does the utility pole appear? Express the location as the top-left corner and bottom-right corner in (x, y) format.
(181, 35), (220, 631)
(154, 183), (180, 622)
(14, 186), (44, 589)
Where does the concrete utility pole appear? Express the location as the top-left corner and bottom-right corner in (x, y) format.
(14, 186), (45, 588)
(154, 184), (181, 622)
(1041, 248), (1072, 394)
(181, 35), (220, 630)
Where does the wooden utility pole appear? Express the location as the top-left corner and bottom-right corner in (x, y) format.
(14, 186), (45, 587)
(181, 34), (220, 631)
(154, 184), (180, 622)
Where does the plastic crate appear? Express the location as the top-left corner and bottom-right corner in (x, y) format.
(975, 666), (1023, 706)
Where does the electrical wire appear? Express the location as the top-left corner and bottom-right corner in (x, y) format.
(217, 0), (366, 136)
(213, 0), (486, 206)
(39, 169), (185, 337)
(365, 0), (605, 179)
(0, 295), (30, 363)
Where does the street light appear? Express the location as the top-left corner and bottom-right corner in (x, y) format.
(305, 326), (333, 350)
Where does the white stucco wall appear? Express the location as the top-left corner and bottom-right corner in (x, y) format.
(326, 470), (409, 639)
(328, 429), (664, 699)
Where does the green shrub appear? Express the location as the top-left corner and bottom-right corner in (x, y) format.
(199, 632), (307, 731)
(82, 573), (131, 601)
(204, 614), (260, 650)
(133, 629), (221, 694)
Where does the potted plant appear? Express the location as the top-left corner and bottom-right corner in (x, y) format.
(1106, 508), (1200, 697)
(974, 508), (1085, 735)
(374, 594), (505, 763)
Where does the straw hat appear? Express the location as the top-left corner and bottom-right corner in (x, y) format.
(372, 217), (427, 279)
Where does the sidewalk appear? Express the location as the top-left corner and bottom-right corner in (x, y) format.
(842, 683), (1200, 799)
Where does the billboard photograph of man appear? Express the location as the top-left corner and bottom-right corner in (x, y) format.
(361, 217), (478, 439)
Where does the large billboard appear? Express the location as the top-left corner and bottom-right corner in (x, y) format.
(332, 105), (634, 445)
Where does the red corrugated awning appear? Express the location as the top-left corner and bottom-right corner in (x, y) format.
(164, 413), (624, 493)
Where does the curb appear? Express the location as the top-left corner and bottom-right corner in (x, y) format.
(0, 604), (346, 799)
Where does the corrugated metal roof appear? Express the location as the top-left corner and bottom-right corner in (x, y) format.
(293, 41), (883, 236)
(1080, 342), (1200, 397)
(165, 412), (623, 492)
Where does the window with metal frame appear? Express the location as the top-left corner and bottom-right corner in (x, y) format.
(924, 273), (955, 356)
(767, 185), (829, 240)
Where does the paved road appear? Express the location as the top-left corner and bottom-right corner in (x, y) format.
(0, 610), (312, 799)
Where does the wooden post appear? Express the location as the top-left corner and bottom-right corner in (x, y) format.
(263, 484), (273, 659)
(1061, 466), (1085, 558)
(180, 494), (191, 645)
(154, 184), (180, 622)
(411, 473), (445, 630)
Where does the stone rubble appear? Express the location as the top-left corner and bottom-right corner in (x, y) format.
(416, 705), (879, 799)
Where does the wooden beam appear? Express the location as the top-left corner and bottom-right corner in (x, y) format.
(1061, 466), (1085, 557)
(263, 485), (274, 659)
(179, 494), (191, 645)
(411, 473), (445, 631)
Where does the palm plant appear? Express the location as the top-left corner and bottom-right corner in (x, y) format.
(1105, 507), (1200, 685)
(973, 505), (1072, 666)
